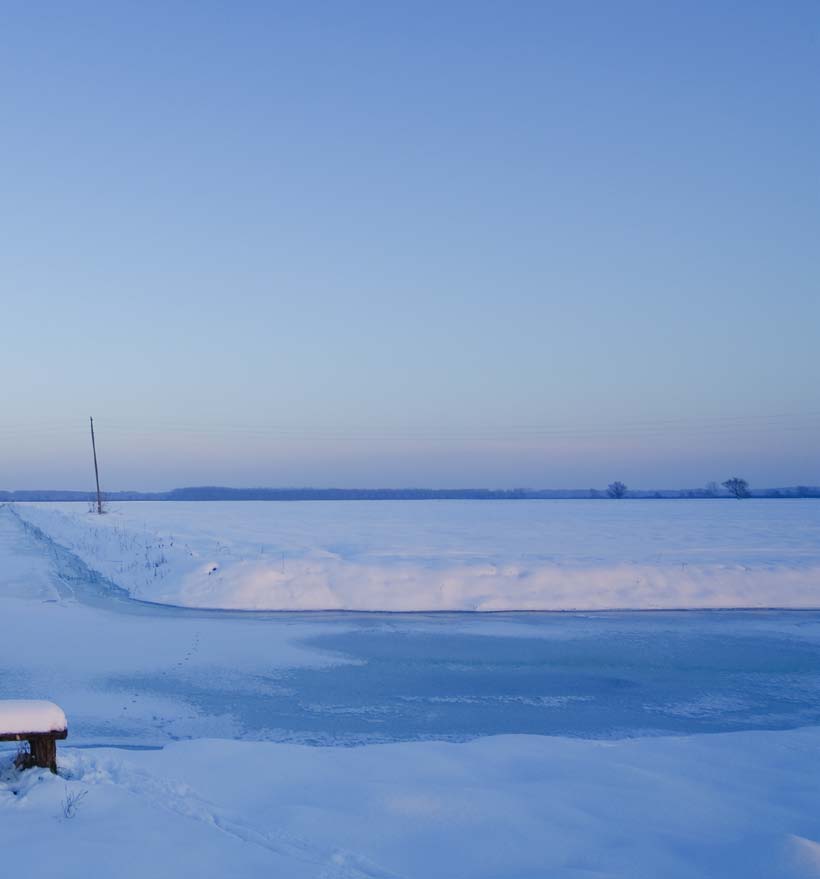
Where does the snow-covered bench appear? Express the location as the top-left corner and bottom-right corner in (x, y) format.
(0, 700), (67, 773)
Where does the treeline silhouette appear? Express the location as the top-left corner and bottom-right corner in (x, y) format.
(1, 485), (819, 502)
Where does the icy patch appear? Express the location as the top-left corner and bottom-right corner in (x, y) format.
(646, 695), (752, 719)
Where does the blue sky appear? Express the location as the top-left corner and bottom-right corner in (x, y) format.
(1, 1), (818, 490)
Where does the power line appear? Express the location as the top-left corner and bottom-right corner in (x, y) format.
(0, 410), (818, 444)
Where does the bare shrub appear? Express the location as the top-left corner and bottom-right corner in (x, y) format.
(61, 786), (88, 819)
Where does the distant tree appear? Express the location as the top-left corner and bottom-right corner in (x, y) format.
(722, 477), (750, 499)
(606, 481), (628, 499)
(589, 488), (602, 499)
(705, 481), (719, 497)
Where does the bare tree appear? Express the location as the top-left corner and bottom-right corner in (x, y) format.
(722, 477), (750, 499)
(607, 481), (628, 499)
(705, 481), (719, 497)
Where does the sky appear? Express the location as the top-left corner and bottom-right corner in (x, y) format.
(1, 1), (818, 491)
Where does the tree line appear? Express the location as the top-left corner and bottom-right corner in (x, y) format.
(2, 482), (819, 502)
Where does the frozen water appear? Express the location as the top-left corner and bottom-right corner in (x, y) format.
(104, 611), (820, 745)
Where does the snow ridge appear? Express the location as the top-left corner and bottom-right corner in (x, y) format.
(11, 500), (820, 612)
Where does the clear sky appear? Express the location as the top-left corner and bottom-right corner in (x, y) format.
(2, 1), (818, 491)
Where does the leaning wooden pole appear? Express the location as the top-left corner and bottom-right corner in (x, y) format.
(90, 416), (103, 514)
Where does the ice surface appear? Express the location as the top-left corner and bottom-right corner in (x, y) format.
(0, 700), (67, 734)
(12, 499), (820, 610)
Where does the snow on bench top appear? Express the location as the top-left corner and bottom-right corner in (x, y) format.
(0, 700), (67, 734)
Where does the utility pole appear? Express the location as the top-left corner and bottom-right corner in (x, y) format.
(89, 416), (103, 514)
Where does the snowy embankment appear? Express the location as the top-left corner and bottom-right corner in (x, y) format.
(3, 729), (820, 879)
(12, 500), (820, 611)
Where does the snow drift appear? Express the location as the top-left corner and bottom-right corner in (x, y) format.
(11, 500), (820, 611)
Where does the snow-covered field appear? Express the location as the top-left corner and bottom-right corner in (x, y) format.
(3, 501), (820, 877)
(12, 499), (820, 610)
(4, 730), (820, 879)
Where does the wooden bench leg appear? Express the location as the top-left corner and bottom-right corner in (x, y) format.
(27, 735), (58, 773)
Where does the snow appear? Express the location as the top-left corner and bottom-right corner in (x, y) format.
(3, 500), (820, 877)
(11, 499), (820, 611)
(0, 700), (67, 735)
(3, 729), (820, 878)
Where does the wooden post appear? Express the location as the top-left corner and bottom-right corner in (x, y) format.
(27, 735), (58, 773)
(90, 416), (103, 514)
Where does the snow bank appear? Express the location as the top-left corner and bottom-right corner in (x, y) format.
(0, 700), (66, 734)
(12, 500), (820, 611)
(2, 728), (820, 878)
